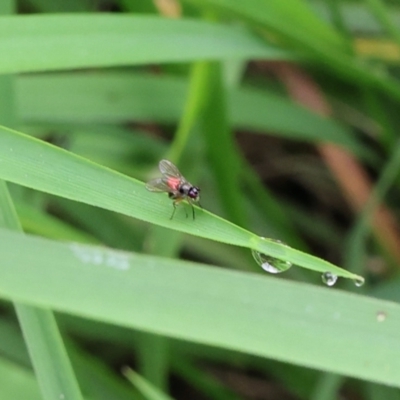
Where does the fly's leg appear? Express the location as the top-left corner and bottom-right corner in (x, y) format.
(169, 202), (177, 220)
(169, 193), (179, 220)
(170, 198), (187, 219)
(187, 198), (195, 220)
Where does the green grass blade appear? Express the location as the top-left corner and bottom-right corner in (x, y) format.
(0, 357), (41, 400)
(135, 334), (170, 391)
(202, 62), (247, 226)
(0, 182), (83, 400)
(186, 0), (346, 52)
(0, 127), (360, 281)
(0, 317), (137, 400)
(16, 201), (99, 243)
(310, 373), (343, 400)
(365, 382), (400, 400)
(168, 62), (209, 164)
(187, 0), (400, 103)
(16, 72), (368, 157)
(66, 340), (138, 400)
(0, 9), (83, 395)
(124, 368), (173, 400)
(0, 229), (398, 386)
(345, 139), (400, 278)
(14, 306), (84, 400)
(29, 0), (94, 12)
(365, 0), (400, 46)
(172, 357), (243, 400)
(0, 319), (30, 366)
(0, 14), (289, 74)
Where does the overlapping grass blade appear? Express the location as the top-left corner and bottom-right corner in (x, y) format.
(185, 0), (346, 52)
(124, 368), (173, 400)
(201, 63), (246, 226)
(0, 15), (289, 74)
(187, 0), (400, 102)
(0, 184), (83, 400)
(0, 229), (398, 386)
(0, 357), (41, 400)
(16, 73), (366, 154)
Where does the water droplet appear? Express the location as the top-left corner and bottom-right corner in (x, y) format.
(376, 311), (386, 322)
(322, 272), (338, 286)
(251, 248), (292, 274)
(354, 277), (365, 287)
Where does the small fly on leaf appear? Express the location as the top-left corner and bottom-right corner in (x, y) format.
(146, 160), (201, 220)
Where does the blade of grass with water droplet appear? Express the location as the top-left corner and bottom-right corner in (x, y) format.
(0, 127), (361, 281)
(0, 229), (399, 386)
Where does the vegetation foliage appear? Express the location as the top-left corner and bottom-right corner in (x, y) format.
(0, 0), (400, 399)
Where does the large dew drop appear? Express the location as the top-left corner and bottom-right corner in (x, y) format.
(321, 272), (338, 286)
(251, 248), (292, 274)
(354, 277), (365, 287)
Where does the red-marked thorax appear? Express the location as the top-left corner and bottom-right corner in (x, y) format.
(167, 177), (181, 191)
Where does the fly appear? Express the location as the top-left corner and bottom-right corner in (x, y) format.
(146, 159), (201, 220)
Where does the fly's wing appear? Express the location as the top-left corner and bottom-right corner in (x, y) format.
(145, 178), (171, 192)
(159, 159), (183, 180)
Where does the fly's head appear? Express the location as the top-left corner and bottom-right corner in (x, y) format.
(188, 186), (200, 201)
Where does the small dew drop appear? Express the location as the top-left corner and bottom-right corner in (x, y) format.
(376, 311), (386, 322)
(251, 248), (292, 274)
(354, 277), (365, 287)
(322, 272), (338, 287)
(270, 238), (284, 244)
